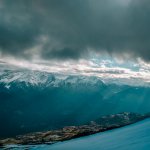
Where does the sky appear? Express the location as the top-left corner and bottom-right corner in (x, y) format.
(0, 0), (150, 85)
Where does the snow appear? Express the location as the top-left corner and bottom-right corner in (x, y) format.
(5, 119), (150, 150)
(5, 84), (11, 89)
(0, 70), (103, 88)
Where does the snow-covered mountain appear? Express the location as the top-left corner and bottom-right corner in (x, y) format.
(0, 69), (150, 138)
(0, 69), (105, 90)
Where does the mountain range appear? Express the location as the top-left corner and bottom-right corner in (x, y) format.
(0, 69), (150, 138)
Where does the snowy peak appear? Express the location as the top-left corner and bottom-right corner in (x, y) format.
(0, 70), (53, 86)
(0, 70), (104, 89)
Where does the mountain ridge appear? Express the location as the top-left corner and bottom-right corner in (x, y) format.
(0, 112), (149, 147)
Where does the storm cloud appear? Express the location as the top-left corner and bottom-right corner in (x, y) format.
(0, 0), (150, 61)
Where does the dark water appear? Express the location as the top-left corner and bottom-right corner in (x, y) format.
(5, 119), (150, 150)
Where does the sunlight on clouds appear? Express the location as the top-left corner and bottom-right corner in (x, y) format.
(1, 55), (150, 87)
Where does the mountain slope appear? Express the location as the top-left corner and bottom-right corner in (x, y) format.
(0, 112), (149, 146)
(0, 70), (150, 138)
(32, 119), (150, 150)
(2, 118), (150, 150)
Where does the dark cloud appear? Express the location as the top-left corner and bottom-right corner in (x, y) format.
(0, 0), (150, 61)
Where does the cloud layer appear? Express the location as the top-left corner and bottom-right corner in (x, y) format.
(1, 56), (150, 87)
(0, 0), (150, 61)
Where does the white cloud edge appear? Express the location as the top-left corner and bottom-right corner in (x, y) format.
(0, 56), (150, 87)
